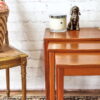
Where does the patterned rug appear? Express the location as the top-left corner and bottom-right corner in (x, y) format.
(1, 96), (100, 100)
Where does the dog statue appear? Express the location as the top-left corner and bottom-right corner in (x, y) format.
(67, 6), (81, 31)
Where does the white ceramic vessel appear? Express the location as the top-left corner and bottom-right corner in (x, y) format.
(49, 15), (67, 32)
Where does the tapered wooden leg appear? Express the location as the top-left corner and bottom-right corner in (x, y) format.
(6, 68), (10, 97)
(21, 58), (27, 100)
(49, 52), (55, 100)
(57, 67), (64, 100)
(44, 40), (50, 100)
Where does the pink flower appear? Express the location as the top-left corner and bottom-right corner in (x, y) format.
(0, 1), (8, 11)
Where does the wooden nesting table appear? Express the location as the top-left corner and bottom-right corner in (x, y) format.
(44, 28), (100, 100)
(0, 46), (28, 100)
(48, 42), (100, 100)
(55, 53), (100, 100)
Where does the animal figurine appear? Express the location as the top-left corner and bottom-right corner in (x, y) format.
(67, 6), (81, 31)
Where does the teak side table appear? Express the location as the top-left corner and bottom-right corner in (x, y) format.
(48, 42), (100, 100)
(0, 46), (28, 100)
(55, 53), (100, 100)
(44, 28), (100, 100)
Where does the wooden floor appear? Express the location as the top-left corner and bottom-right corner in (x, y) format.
(0, 90), (100, 100)
(0, 89), (100, 96)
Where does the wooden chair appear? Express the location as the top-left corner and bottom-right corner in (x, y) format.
(56, 53), (100, 100)
(0, 2), (28, 99)
(0, 46), (28, 100)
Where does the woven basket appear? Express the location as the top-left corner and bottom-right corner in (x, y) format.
(0, 2), (9, 52)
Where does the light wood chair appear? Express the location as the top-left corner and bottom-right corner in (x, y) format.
(56, 53), (100, 100)
(0, 2), (28, 99)
(0, 46), (28, 100)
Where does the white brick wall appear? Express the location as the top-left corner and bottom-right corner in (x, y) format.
(0, 0), (100, 90)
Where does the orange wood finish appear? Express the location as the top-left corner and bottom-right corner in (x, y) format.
(0, 46), (28, 100)
(44, 28), (100, 100)
(44, 28), (100, 42)
(56, 53), (100, 100)
(48, 42), (100, 53)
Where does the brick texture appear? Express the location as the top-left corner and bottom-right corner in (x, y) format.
(0, 0), (100, 90)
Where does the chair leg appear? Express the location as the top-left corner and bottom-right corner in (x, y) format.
(6, 68), (10, 97)
(21, 58), (27, 100)
(57, 68), (64, 100)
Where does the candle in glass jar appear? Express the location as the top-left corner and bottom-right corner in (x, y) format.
(49, 15), (67, 32)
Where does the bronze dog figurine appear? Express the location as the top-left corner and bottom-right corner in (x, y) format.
(67, 6), (81, 31)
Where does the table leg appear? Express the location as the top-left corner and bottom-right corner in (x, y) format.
(45, 59), (50, 100)
(57, 68), (64, 100)
(49, 52), (55, 100)
(44, 40), (50, 100)
(6, 68), (10, 97)
(21, 58), (27, 100)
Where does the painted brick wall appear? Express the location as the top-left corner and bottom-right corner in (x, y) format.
(0, 0), (100, 90)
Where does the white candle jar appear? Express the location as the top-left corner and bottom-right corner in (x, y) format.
(49, 15), (67, 32)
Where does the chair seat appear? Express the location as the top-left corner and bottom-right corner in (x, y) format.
(0, 46), (28, 69)
(56, 53), (100, 66)
(0, 46), (28, 100)
(0, 46), (27, 62)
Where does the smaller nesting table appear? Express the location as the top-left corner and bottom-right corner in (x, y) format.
(56, 53), (100, 100)
(48, 42), (100, 100)
(0, 46), (28, 100)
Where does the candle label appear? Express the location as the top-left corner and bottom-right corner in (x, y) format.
(49, 16), (67, 32)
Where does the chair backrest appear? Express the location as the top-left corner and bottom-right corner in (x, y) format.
(0, 1), (9, 51)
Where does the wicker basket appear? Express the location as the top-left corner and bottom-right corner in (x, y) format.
(0, 2), (9, 52)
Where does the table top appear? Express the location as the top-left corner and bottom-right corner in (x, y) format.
(44, 28), (100, 41)
(48, 42), (100, 53)
(45, 28), (100, 66)
(56, 53), (100, 66)
(0, 46), (28, 62)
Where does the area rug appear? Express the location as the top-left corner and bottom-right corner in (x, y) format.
(1, 96), (100, 100)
